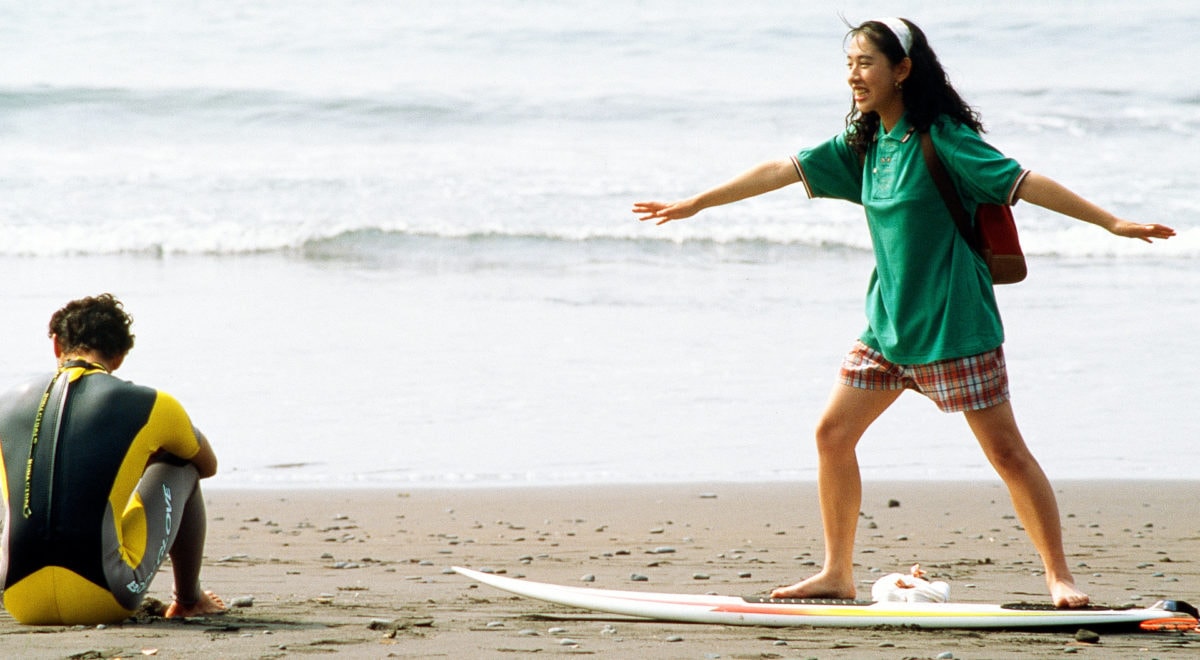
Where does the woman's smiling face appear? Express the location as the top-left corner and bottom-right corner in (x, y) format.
(846, 32), (909, 129)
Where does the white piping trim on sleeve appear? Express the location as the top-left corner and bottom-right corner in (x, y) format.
(1007, 169), (1030, 206)
(790, 154), (814, 199)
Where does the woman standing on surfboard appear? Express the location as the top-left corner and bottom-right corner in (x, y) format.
(633, 17), (1174, 609)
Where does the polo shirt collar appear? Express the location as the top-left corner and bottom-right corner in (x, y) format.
(877, 114), (916, 143)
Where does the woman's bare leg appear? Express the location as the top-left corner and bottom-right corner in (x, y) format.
(963, 401), (1089, 608)
(771, 384), (902, 599)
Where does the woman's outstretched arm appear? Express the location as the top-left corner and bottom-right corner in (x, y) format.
(633, 157), (800, 225)
(1014, 172), (1175, 242)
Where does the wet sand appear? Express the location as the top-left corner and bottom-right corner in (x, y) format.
(2, 480), (1197, 658)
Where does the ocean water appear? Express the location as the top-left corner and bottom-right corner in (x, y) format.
(1, 1), (1197, 487)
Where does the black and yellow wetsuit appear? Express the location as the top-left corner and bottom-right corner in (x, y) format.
(0, 361), (202, 624)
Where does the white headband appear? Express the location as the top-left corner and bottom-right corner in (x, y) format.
(877, 17), (913, 56)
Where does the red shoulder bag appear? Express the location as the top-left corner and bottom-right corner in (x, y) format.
(919, 133), (1028, 285)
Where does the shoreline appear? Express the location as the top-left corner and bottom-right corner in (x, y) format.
(2, 480), (1197, 658)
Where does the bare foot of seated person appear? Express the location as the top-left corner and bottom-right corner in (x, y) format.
(164, 590), (227, 618)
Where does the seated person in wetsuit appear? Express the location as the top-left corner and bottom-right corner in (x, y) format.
(0, 293), (226, 624)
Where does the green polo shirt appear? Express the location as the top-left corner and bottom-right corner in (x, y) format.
(793, 114), (1028, 364)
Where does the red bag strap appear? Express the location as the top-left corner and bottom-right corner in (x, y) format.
(919, 132), (978, 251)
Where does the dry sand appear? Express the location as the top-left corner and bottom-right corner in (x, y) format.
(1, 480), (1197, 659)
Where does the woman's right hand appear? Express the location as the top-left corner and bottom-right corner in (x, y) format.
(632, 199), (699, 225)
(632, 158), (799, 226)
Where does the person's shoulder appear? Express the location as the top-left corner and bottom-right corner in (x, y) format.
(141, 384), (182, 406)
(0, 371), (70, 403)
(80, 374), (167, 414)
(100, 376), (184, 412)
(91, 372), (155, 395)
(1, 374), (46, 397)
(929, 115), (979, 140)
(0, 375), (47, 414)
(928, 115), (993, 158)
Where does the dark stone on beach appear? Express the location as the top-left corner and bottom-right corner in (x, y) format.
(1074, 628), (1100, 643)
(887, 499), (901, 508)
(368, 619), (395, 630)
(132, 596), (167, 620)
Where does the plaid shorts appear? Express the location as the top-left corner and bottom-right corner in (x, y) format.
(839, 340), (1010, 413)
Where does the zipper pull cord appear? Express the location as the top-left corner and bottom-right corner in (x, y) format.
(22, 370), (65, 518)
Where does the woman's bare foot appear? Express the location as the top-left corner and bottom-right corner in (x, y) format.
(165, 590), (227, 618)
(1050, 579), (1089, 609)
(770, 572), (856, 600)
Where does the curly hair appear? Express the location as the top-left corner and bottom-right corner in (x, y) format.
(843, 18), (983, 156)
(48, 293), (135, 360)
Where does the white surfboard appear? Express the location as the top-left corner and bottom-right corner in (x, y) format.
(454, 566), (1198, 631)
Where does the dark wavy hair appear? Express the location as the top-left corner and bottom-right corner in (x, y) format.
(48, 293), (135, 360)
(844, 18), (983, 156)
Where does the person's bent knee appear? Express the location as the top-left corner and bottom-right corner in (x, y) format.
(983, 436), (1040, 478)
(814, 415), (859, 456)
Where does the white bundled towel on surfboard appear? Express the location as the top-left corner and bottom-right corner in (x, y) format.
(871, 564), (950, 603)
